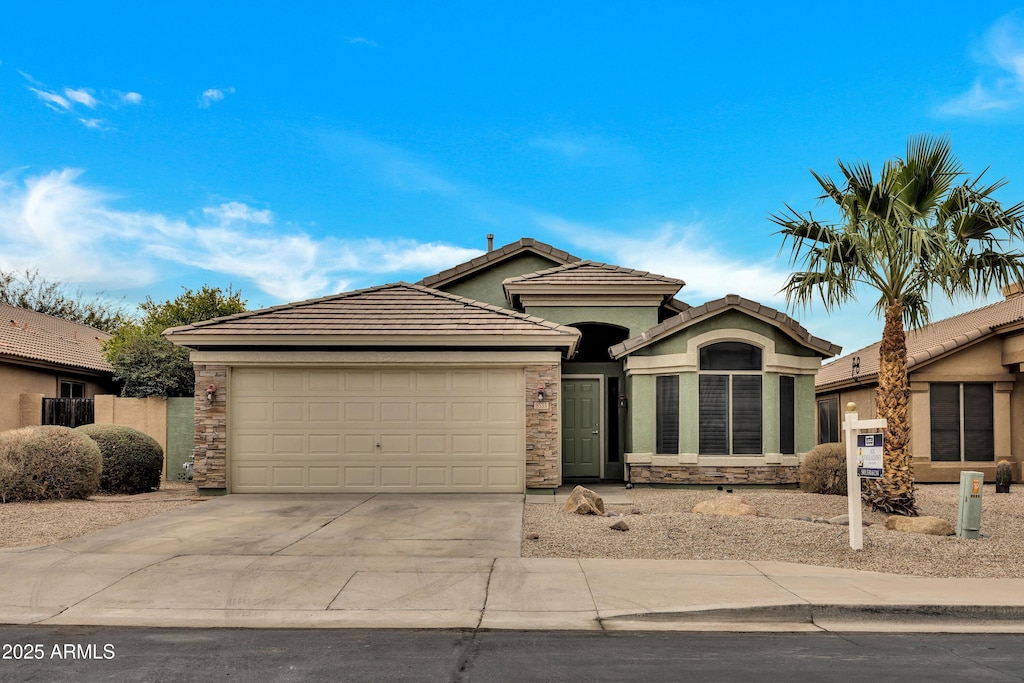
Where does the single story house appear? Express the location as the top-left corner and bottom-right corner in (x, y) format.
(815, 284), (1024, 483)
(165, 238), (839, 495)
(0, 303), (118, 432)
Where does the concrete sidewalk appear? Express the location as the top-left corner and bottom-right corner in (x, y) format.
(1, 491), (1023, 633)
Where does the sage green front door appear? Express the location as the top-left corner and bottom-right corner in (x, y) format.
(562, 378), (600, 479)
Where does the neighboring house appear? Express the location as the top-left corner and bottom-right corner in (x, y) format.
(815, 284), (1024, 484)
(165, 237), (839, 495)
(0, 303), (117, 432)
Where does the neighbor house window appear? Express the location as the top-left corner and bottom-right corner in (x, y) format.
(60, 380), (85, 398)
(698, 342), (762, 455)
(656, 375), (679, 454)
(817, 397), (839, 444)
(930, 383), (994, 462)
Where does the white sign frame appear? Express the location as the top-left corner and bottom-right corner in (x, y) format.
(843, 408), (887, 551)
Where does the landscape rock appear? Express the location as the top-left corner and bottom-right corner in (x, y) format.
(562, 485), (605, 515)
(828, 515), (850, 526)
(525, 533), (540, 541)
(884, 515), (955, 536)
(691, 495), (757, 517)
(609, 520), (629, 531)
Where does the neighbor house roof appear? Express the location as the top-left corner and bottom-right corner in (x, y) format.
(816, 292), (1024, 391)
(609, 294), (841, 359)
(502, 260), (685, 308)
(0, 303), (113, 374)
(417, 237), (581, 289)
(164, 282), (581, 353)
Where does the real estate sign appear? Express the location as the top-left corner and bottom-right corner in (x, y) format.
(856, 433), (884, 479)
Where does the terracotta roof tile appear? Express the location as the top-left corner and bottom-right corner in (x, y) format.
(417, 237), (581, 288)
(609, 294), (840, 359)
(164, 282), (581, 350)
(0, 303), (113, 374)
(502, 260), (685, 289)
(816, 294), (1024, 390)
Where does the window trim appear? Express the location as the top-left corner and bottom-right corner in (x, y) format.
(697, 341), (764, 456)
(817, 396), (840, 444)
(929, 382), (994, 462)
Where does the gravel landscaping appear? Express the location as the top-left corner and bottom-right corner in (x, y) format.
(522, 484), (1024, 578)
(0, 481), (203, 549)
(4, 481), (1022, 579)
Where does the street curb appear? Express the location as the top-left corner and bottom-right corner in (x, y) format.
(601, 604), (1024, 625)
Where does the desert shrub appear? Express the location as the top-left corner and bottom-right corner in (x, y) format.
(799, 443), (847, 496)
(0, 426), (102, 502)
(76, 424), (164, 494)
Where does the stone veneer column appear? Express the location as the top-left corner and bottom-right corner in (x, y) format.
(193, 364), (228, 491)
(525, 364), (561, 489)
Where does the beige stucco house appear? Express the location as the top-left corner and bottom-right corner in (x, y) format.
(166, 238), (839, 495)
(0, 303), (118, 432)
(815, 284), (1024, 483)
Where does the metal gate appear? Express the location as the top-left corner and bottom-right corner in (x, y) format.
(41, 398), (95, 428)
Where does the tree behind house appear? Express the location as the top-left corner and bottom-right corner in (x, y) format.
(104, 286), (247, 397)
(0, 269), (131, 333)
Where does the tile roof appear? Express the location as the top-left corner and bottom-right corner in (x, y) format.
(816, 293), (1024, 390)
(609, 294), (841, 359)
(417, 237), (580, 288)
(164, 282), (581, 351)
(502, 260), (686, 290)
(0, 303), (113, 374)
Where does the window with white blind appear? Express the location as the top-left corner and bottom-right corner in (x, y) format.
(698, 342), (762, 455)
(930, 383), (994, 462)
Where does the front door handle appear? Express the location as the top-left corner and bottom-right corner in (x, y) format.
(592, 424), (599, 434)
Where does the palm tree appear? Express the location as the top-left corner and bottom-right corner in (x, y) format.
(772, 135), (1024, 515)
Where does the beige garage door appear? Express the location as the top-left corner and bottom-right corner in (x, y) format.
(229, 367), (525, 492)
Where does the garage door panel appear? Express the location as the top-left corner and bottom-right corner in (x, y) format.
(230, 367), (525, 493)
(380, 402), (411, 421)
(308, 467), (340, 487)
(345, 402), (376, 422)
(308, 402), (339, 422)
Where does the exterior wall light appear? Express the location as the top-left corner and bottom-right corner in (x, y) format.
(206, 384), (217, 402)
(537, 384), (546, 401)
(618, 394), (628, 409)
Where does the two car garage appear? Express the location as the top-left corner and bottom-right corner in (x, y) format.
(228, 366), (526, 493)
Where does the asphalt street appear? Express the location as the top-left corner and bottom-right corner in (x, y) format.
(2, 627), (1023, 682)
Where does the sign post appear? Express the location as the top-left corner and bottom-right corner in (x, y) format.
(842, 403), (887, 550)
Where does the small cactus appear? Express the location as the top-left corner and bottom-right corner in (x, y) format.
(995, 460), (1012, 494)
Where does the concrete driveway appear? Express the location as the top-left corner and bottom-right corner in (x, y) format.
(57, 493), (526, 558)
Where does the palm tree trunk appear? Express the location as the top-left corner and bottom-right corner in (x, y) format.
(864, 299), (918, 515)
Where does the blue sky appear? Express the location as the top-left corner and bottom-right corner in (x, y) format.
(2, 2), (1024, 354)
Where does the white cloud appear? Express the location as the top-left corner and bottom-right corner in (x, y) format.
(199, 87), (235, 108)
(938, 12), (1024, 116)
(202, 201), (273, 225)
(121, 91), (143, 105)
(346, 36), (379, 47)
(64, 87), (98, 108)
(536, 215), (791, 306)
(29, 87), (71, 111)
(0, 168), (481, 302)
(78, 118), (104, 129)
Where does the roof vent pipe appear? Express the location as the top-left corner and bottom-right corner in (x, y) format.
(487, 234), (494, 252)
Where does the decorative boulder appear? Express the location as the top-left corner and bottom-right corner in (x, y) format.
(563, 485), (605, 515)
(884, 515), (954, 536)
(691, 495), (757, 517)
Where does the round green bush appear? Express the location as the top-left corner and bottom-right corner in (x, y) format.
(799, 443), (848, 496)
(76, 424), (164, 495)
(0, 426), (102, 502)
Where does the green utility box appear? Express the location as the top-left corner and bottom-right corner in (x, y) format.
(956, 471), (984, 539)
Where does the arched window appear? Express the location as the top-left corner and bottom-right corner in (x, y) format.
(698, 342), (763, 455)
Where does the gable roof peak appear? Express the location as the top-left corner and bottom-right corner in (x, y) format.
(417, 237), (581, 288)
